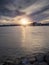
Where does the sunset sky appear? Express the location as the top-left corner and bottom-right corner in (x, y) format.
(0, 0), (49, 24)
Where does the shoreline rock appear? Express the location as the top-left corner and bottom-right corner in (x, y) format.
(2, 52), (49, 65)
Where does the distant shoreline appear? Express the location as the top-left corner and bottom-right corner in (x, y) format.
(1, 22), (49, 27)
(0, 25), (49, 27)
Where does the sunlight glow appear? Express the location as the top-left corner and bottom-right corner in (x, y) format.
(20, 17), (30, 26)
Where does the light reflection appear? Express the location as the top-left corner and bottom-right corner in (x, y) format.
(22, 27), (26, 43)
(21, 26), (45, 53)
(21, 26), (35, 53)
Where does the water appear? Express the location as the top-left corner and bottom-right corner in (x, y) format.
(0, 26), (49, 58)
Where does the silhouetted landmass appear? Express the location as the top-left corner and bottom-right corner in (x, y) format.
(29, 22), (49, 26)
(0, 22), (49, 27)
(0, 24), (21, 27)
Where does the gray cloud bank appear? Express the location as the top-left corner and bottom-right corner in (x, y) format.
(28, 0), (49, 22)
(0, 0), (26, 17)
(0, 0), (49, 22)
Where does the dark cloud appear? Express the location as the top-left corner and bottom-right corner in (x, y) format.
(0, 0), (49, 22)
(0, 0), (26, 17)
(0, 0), (37, 17)
(0, 0), (8, 5)
(28, 0), (49, 22)
(0, 0), (13, 17)
(0, 0), (13, 7)
(19, 0), (37, 9)
(32, 14), (49, 21)
(29, 9), (49, 22)
(0, 7), (25, 17)
(31, 5), (49, 15)
(24, 0), (37, 5)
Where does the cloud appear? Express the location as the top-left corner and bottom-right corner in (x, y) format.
(0, 0), (26, 17)
(0, 7), (25, 17)
(0, 0), (49, 23)
(0, 0), (39, 17)
(26, 0), (49, 22)
(32, 5), (49, 15)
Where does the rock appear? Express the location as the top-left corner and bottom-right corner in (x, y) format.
(0, 63), (4, 65)
(35, 53), (45, 62)
(3, 59), (14, 65)
(14, 58), (21, 65)
(3, 61), (14, 65)
(21, 58), (29, 65)
(39, 62), (48, 65)
(28, 56), (36, 64)
(33, 62), (48, 65)
(25, 63), (32, 65)
(45, 53), (49, 64)
(33, 62), (39, 65)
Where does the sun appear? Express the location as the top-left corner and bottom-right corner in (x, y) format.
(20, 18), (29, 25)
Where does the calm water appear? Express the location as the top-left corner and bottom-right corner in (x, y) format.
(0, 26), (49, 58)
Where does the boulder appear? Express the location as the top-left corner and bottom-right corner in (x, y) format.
(33, 62), (48, 65)
(21, 58), (29, 65)
(33, 62), (39, 65)
(45, 52), (49, 64)
(35, 53), (45, 62)
(0, 63), (4, 65)
(39, 62), (48, 65)
(28, 56), (36, 64)
(14, 58), (21, 65)
(3, 61), (14, 65)
(23, 63), (32, 65)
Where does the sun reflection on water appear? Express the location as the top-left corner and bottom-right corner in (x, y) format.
(21, 27), (26, 43)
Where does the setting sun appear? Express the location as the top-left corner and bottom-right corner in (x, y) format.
(20, 17), (31, 26)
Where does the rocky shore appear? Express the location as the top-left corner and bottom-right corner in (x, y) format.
(1, 52), (49, 65)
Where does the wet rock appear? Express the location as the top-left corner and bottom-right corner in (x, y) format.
(24, 63), (32, 65)
(35, 53), (45, 62)
(21, 58), (29, 65)
(3, 62), (14, 65)
(28, 56), (36, 64)
(3, 60), (14, 65)
(6, 56), (15, 62)
(0, 56), (7, 63)
(33, 62), (48, 65)
(39, 62), (48, 65)
(1, 53), (49, 65)
(0, 63), (4, 65)
(33, 62), (39, 65)
(45, 53), (49, 64)
(14, 58), (21, 65)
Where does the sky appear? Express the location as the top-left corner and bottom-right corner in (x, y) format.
(0, 0), (49, 24)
